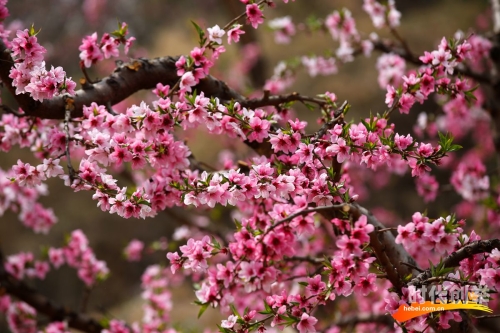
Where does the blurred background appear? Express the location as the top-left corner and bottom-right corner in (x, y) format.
(0, 0), (491, 331)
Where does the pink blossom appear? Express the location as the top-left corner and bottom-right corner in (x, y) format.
(398, 93), (415, 114)
(296, 313), (318, 333)
(415, 173), (439, 202)
(124, 239), (144, 262)
(248, 116), (270, 142)
(179, 71), (197, 92)
(221, 315), (238, 329)
(326, 137), (350, 163)
(79, 32), (103, 68)
(7, 302), (37, 333)
(394, 133), (413, 150)
(207, 25), (225, 44)
(100, 33), (120, 59)
(227, 24), (245, 44)
(246, 4), (264, 29)
(48, 248), (65, 269)
(268, 16), (295, 44)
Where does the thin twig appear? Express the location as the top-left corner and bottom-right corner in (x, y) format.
(400, 261), (424, 273)
(492, 0), (500, 34)
(0, 104), (24, 116)
(422, 276), (482, 287)
(376, 227), (397, 233)
(80, 286), (92, 313)
(474, 314), (500, 319)
(266, 204), (347, 233)
(409, 239), (500, 287)
(222, 0), (267, 31)
(0, 249), (104, 333)
(63, 97), (77, 181)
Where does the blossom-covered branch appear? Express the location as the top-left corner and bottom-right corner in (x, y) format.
(409, 239), (500, 288)
(0, 39), (331, 122)
(0, 249), (105, 333)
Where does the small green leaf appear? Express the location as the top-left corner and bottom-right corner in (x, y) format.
(29, 24), (41, 37)
(304, 102), (316, 111)
(211, 236), (221, 250)
(191, 20), (206, 45)
(230, 304), (240, 317)
(264, 300), (273, 313)
(448, 144), (462, 152)
(198, 302), (210, 318)
(99, 317), (111, 328)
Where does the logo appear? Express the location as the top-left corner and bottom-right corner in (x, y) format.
(391, 284), (492, 322)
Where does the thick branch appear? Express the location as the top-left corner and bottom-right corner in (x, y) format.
(0, 250), (103, 333)
(408, 239), (500, 288)
(0, 39), (244, 120)
(278, 203), (420, 291)
(373, 40), (492, 84)
(240, 91), (328, 109)
(403, 240), (500, 333)
(0, 40), (331, 121)
(349, 204), (419, 291)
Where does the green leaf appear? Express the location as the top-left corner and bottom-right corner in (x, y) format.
(211, 236), (221, 250)
(448, 144), (462, 152)
(234, 218), (242, 231)
(304, 102), (316, 111)
(360, 118), (371, 131)
(29, 24), (41, 36)
(99, 317), (111, 328)
(191, 20), (206, 45)
(198, 302), (210, 318)
(298, 281), (309, 286)
(229, 304), (240, 317)
(403, 273), (413, 282)
(264, 300), (273, 313)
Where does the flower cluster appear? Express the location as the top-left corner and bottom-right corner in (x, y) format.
(376, 53), (406, 88)
(3, 230), (108, 287)
(124, 239), (145, 262)
(9, 29), (76, 101)
(395, 213), (465, 265)
(134, 265), (176, 333)
(0, 162), (58, 234)
(363, 0), (401, 28)
(268, 16), (295, 44)
(59, 229), (109, 286)
(79, 22), (135, 67)
(385, 37), (473, 115)
(4, 252), (49, 280)
(450, 155), (489, 202)
(5, 301), (37, 333)
(301, 56), (337, 77)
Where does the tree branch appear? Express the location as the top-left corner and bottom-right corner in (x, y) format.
(0, 250), (104, 333)
(408, 239), (500, 288)
(372, 40), (492, 84)
(0, 40), (244, 120)
(0, 33), (486, 332)
(492, 0), (500, 35)
(0, 39), (330, 121)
